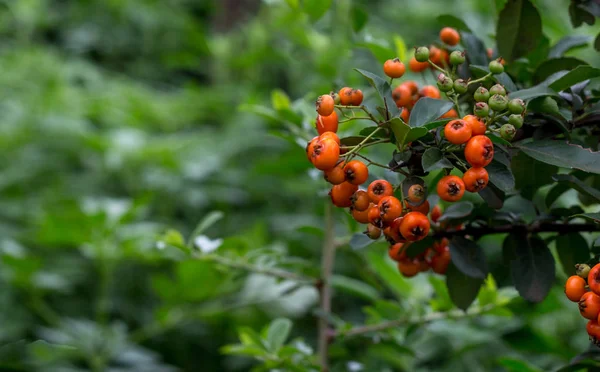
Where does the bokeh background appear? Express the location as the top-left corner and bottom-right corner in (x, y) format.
(0, 0), (599, 371)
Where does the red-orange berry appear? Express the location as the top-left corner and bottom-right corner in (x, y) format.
(393, 85), (412, 107)
(440, 27), (460, 46)
(431, 205), (442, 223)
(378, 196), (403, 222)
(319, 131), (340, 145)
(351, 190), (371, 212)
(420, 85), (441, 99)
(339, 87), (353, 105)
(351, 89), (364, 106)
(330, 182), (358, 208)
(383, 217), (405, 244)
(398, 258), (419, 277)
(406, 200), (430, 214)
(444, 119), (472, 144)
(384, 58), (406, 78)
(399, 211), (430, 242)
(409, 57), (429, 73)
(436, 175), (465, 202)
(580, 292), (600, 320)
(430, 246), (450, 274)
(463, 114), (487, 136)
(388, 242), (405, 262)
(588, 264), (600, 295)
(462, 167), (489, 192)
(316, 111), (339, 135)
(310, 138), (340, 171)
(365, 224), (381, 239)
(565, 275), (587, 302)
(465, 135), (494, 167)
(406, 184), (425, 204)
(344, 160), (369, 185)
(351, 206), (371, 224)
(316, 94), (334, 116)
(368, 204), (383, 228)
(323, 161), (345, 185)
(367, 180), (394, 203)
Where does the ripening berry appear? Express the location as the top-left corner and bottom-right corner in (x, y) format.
(415, 46), (430, 62)
(339, 87), (353, 105)
(444, 119), (472, 144)
(440, 27), (460, 46)
(420, 85), (441, 99)
(462, 167), (489, 192)
(351, 190), (371, 212)
(579, 292), (600, 320)
(324, 161), (345, 185)
(565, 275), (587, 302)
(365, 224), (382, 239)
(577, 264), (592, 278)
(508, 98), (526, 114)
(406, 199), (430, 214)
(489, 84), (506, 96)
(388, 242), (406, 262)
(588, 264), (600, 295)
(409, 57), (429, 72)
(330, 182), (359, 208)
(384, 58), (406, 78)
(453, 79), (468, 94)
(399, 211), (430, 241)
(344, 160), (369, 185)
(500, 124), (516, 141)
(316, 94), (334, 116)
(431, 205), (442, 223)
(351, 89), (364, 106)
(398, 258), (419, 277)
(406, 184), (426, 204)
(367, 180), (394, 203)
(489, 59), (504, 74)
(436, 73), (453, 92)
(474, 102), (490, 118)
(309, 138), (340, 170)
(393, 85), (413, 107)
(316, 111), (339, 135)
(378, 196), (403, 222)
(437, 175), (465, 202)
(489, 94), (508, 111)
(465, 135), (494, 167)
(463, 115), (486, 136)
(474, 87), (490, 103)
(449, 50), (465, 65)
(351, 205), (371, 224)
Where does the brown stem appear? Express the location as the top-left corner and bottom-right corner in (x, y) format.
(432, 222), (599, 239)
(318, 202), (336, 372)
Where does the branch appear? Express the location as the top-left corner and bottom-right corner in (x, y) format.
(336, 303), (500, 338)
(318, 202), (336, 372)
(198, 255), (318, 285)
(432, 222), (600, 239)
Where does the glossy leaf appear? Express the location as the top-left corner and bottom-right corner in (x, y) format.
(516, 139), (600, 174)
(330, 275), (381, 301)
(351, 5), (368, 32)
(470, 65), (517, 92)
(449, 236), (488, 279)
(421, 148), (453, 172)
(438, 202), (474, 222)
(266, 318), (292, 352)
(552, 174), (600, 203)
(461, 32), (488, 66)
(496, 0), (542, 62)
(486, 159), (515, 193)
(446, 262), (484, 310)
(355, 68), (399, 117)
(556, 233), (590, 276)
(408, 98), (454, 128)
(548, 65), (600, 92)
(533, 57), (588, 84)
(548, 35), (592, 58)
(349, 233), (375, 250)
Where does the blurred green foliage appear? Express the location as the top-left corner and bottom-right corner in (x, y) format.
(0, 0), (597, 371)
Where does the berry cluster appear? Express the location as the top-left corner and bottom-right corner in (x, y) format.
(565, 264), (600, 345)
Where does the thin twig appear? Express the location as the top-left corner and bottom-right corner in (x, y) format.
(353, 153), (392, 170)
(428, 59), (447, 75)
(318, 203), (335, 372)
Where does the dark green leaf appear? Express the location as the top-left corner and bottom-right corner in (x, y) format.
(408, 98), (454, 128)
(569, 2), (596, 28)
(572, 213), (600, 223)
(556, 233), (590, 276)
(355, 68), (400, 117)
(511, 151), (557, 199)
(359, 126), (385, 138)
(498, 358), (543, 372)
(405, 236), (434, 258)
(340, 136), (378, 146)
(533, 57), (588, 84)
(552, 174), (600, 203)
(389, 117), (410, 148)
(423, 118), (453, 130)
(548, 65), (600, 92)
(303, 0), (332, 21)
(405, 127), (429, 143)
(595, 32), (600, 52)
(496, 0), (542, 62)
(436, 15), (472, 32)
(516, 139), (600, 174)
(421, 148), (453, 172)
(487, 133), (512, 147)
(479, 184), (505, 209)
(330, 275), (380, 301)
(351, 5), (368, 32)
(449, 236), (488, 279)
(486, 159), (515, 193)
(349, 233), (375, 250)
(438, 202), (474, 222)
(545, 182), (571, 208)
(357, 42), (394, 65)
(506, 234), (555, 302)
(446, 262), (484, 310)
(266, 318), (292, 352)
(507, 85), (557, 100)
(548, 35), (592, 58)
(461, 32), (488, 66)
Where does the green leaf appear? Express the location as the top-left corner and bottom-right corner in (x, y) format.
(573, 213), (600, 223)
(351, 5), (368, 32)
(436, 15), (472, 32)
(487, 133), (512, 146)
(516, 139), (600, 174)
(438, 202), (474, 222)
(499, 357), (544, 372)
(271, 89), (291, 110)
(366, 250), (411, 297)
(533, 58), (588, 84)
(461, 32), (488, 66)
(189, 211), (224, 242)
(548, 35), (592, 58)
(486, 160), (515, 193)
(408, 98), (454, 128)
(421, 148), (453, 172)
(389, 117), (410, 148)
(266, 318), (292, 352)
(340, 136), (378, 146)
(505, 234), (555, 302)
(496, 0), (542, 62)
(357, 42), (394, 65)
(330, 275), (381, 301)
(552, 174), (600, 203)
(569, 2), (596, 28)
(349, 233), (375, 250)
(556, 233), (590, 276)
(479, 185), (505, 209)
(548, 65), (600, 92)
(449, 236), (488, 279)
(355, 68), (399, 117)
(393, 35), (407, 62)
(161, 229), (187, 251)
(239, 327), (268, 349)
(303, 0), (332, 21)
(446, 262), (484, 310)
(359, 126), (385, 138)
(423, 118), (453, 131)
(221, 344), (268, 357)
(405, 236), (435, 258)
(595, 32), (600, 52)
(507, 85), (557, 100)
(511, 151), (557, 199)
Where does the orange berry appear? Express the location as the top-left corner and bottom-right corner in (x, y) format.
(429, 45), (442, 65)
(351, 205), (371, 224)
(462, 167), (489, 192)
(339, 87), (353, 105)
(316, 94), (334, 116)
(388, 242), (406, 262)
(330, 182), (358, 208)
(409, 57), (429, 73)
(323, 161), (345, 185)
(316, 111), (339, 135)
(431, 205), (442, 223)
(399, 211), (430, 242)
(310, 138), (340, 171)
(398, 258), (419, 277)
(367, 180), (394, 203)
(351, 89), (364, 106)
(463, 115), (487, 136)
(444, 119), (472, 145)
(440, 109), (458, 119)
(306, 136), (318, 162)
(406, 184), (426, 204)
(343, 160), (369, 185)
(436, 175), (465, 202)
(383, 217), (405, 244)
(407, 200), (430, 214)
(401, 81), (419, 95)
(580, 292), (600, 320)
(384, 58), (406, 79)
(367, 204), (383, 228)
(588, 264), (600, 295)
(319, 131), (340, 145)
(431, 246), (450, 274)
(464, 135), (494, 167)
(393, 85), (412, 107)
(351, 190), (371, 211)
(378, 196), (403, 222)
(365, 224), (382, 239)
(400, 108), (410, 122)
(565, 275), (587, 302)
(587, 320), (600, 344)
(420, 85), (441, 99)
(440, 27), (460, 46)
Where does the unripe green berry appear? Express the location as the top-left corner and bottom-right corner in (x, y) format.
(449, 50), (466, 65)
(415, 47), (430, 62)
(488, 94), (508, 111)
(436, 73), (454, 92)
(453, 79), (468, 94)
(330, 91), (341, 105)
(489, 59), (504, 74)
(508, 98), (525, 114)
(508, 114), (524, 129)
(576, 263), (591, 278)
(500, 124), (516, 141)
(474, 87), (490, 102)
(474, 102), (489, 118)
(489, 84), (506, 96)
